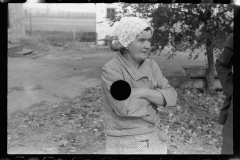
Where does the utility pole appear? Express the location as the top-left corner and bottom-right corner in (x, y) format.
(46, 4), (49, 16)
(30, 8), (32, 35)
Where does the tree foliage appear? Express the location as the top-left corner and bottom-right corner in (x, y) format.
(111, 3), (233, 60)
(110, 3), (233, 92)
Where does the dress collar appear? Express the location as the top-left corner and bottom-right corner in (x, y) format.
(116, 52), (151, 81)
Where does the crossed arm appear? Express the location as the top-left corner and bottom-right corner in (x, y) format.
(102, 60), (177, 118)
(130, 87), (166, 107)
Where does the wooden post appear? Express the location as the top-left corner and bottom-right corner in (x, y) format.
(8, 6), (9, 28)
(95, 32), (98, 45)
(86, 32), (88, 42)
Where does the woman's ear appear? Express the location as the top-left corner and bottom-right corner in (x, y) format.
(150, 26), (154, 36)
(150, 26), (154, 33)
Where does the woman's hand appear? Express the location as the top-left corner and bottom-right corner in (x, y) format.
(130, 88), (167, 106)
(129, 88), (147, 99)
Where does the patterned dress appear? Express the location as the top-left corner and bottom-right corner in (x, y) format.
(101, 52), (177, 154)
(105, 126), (168, 154)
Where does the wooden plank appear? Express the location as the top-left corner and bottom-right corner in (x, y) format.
(180, 78), (222, 89)
(14, 49), (33, 55)
(186, 68), (206, 76)
(189, 75), (219, 79)
(8, 44), (24, 56)
(182, 65), (205, 69)
(32, 53), (48, 59)
(182, 65), (218, 77)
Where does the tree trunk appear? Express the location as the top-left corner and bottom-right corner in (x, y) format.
(205, 39), (215, 93)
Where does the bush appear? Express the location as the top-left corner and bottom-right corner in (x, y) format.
(80, 32), (96, 42)
(25, 30), (73, 45)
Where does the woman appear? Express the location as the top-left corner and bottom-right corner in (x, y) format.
(101, 17), (177, 154)
(215, 33), (233, 154)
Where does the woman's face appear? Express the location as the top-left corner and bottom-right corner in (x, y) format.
(127, 30), (152, 64)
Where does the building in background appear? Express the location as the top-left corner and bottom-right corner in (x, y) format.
(96, 3), (121, 45)
(23, 4), (96, 19)
(96, 3), (153, 46)
(8, 4), (25, 43)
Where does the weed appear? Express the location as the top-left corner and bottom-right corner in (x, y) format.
(24, 30), (96, 46)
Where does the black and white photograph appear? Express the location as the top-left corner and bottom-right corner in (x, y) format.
(7, 3), (233, 154)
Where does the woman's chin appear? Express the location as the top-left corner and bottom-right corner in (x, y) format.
(140, 54), (149, 60)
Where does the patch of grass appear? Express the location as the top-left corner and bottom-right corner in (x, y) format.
(23, 17), (95, 32)
(19, 36), (48, 52)
(25, 30), (73, 45)
(24, 30), (96, 46)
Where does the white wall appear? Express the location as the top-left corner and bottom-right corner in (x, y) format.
(96, 3), (121, 45)
(8, 4), (25, 43)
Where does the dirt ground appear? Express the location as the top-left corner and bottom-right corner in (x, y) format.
(8, 44), (222, 154)
(8, 45), (206, 115)
(8, 47), (114, 114)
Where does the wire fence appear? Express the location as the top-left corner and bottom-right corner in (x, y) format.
(24, 29), (97, 45)
(23, 16), (97, 44)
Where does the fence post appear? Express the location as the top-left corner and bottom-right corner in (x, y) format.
(30, 8), (32, 35)
(73, 28), (76, 41)
(86, 32), (88, 42)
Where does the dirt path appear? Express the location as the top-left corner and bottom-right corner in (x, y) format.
(8, 46), (215, 154)
(8, 47), (115, 154)
(8, 47), (115, 114)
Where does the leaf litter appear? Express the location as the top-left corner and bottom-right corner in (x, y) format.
(8, 77), (224, 154)
(8, 85), (105, 154)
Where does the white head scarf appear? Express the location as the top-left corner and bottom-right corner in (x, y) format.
(112, 17), (153, 49)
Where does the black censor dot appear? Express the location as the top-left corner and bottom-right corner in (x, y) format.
(110, 80), (131, 101)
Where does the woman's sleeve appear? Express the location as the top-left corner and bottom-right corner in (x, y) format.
(215, 33), (233, 99)
(215, 34), (233, 125)
(101, 64), (150, 118)
(152, 60), (177, 107)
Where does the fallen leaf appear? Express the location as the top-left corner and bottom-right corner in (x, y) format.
(52, 104), (58, 108)
(170, 144), (179, 149)
(192, 132), (197, 137)
(185, 137), (193, 144)
(195, 147), (204, 151)
(59, 140), (68, 146)
(43, 147), (54, 151)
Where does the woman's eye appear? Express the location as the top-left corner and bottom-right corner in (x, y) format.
(139, 39), (151, 42)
